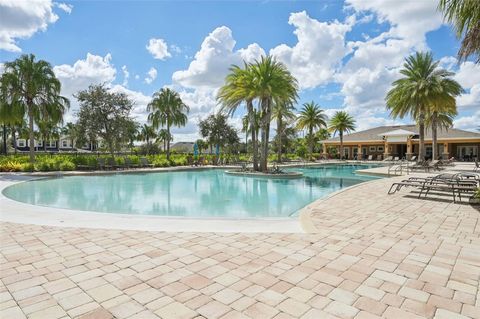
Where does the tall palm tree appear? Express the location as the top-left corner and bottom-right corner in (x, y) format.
(1, 54), (69, 163)
(428, 75), (463, 159)
(249, 56), (298, 172)
(328, 111), (356, 160)
(241, 110), (260, 156)
(60, 122), (77, 149)
(438, 0), (480, 63)
(272, 101), (296, 162)
(218, 63), (260, 170)
(296, 101), (328, 158)
(157, 128), (172, 153)
(139, 124), (157, 145)
(147, 88), (189, 160)
(386, 52), (455, 161)
(0, 83), (24, 154)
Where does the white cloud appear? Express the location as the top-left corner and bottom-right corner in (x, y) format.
(146, 38), (171, 60)
(172, 26), (265, 89)
(55, 2), (72, 14)
(121, 65), (129, 86)
(145, 67), (157, 84)
(454, 110), (480, 132)
(331, 0), (445, 119)
(441, 58), (480, 109)
(54, 53), (116, 97)
(0, 0), (61, 52)
(270, 11), (352, 89)
(170, 44), (182, 54)
(53, 53), (116, 122)
(345, 0), (443, 46)
(110, 84), (151, 122)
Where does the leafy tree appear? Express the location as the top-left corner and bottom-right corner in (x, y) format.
(272, 101), (296, 162)
(75, 84), (136, 157)
(273, 126), (297, 156)
(60, 122), (77, 149)
(438, 0), (480, 63)
(199, 113), (240, 155)
(156, 128), (172, 152)
(241, 110), (260, 156)
(147, 88), (189, 160)
(328, 111), (356, 160)
(296, 102), (327, 158)
(386, 52), (459, 160)
(195, 139), (208, 154)
(37, 120), (60, 151)
(1, 54), (69, 163)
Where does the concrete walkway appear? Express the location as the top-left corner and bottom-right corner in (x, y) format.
(0, 168), (479, 318)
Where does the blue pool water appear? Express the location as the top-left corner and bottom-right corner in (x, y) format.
(3, 165), (380, 218)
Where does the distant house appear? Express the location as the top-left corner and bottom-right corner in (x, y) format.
(321, 125), (480, 161)
(14, 136), (100, 152)
(170, 142), (195, 153)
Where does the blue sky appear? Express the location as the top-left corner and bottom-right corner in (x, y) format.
(1, 0), (479, 141)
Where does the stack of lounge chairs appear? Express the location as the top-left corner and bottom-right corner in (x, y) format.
(388, 172), (479, 203)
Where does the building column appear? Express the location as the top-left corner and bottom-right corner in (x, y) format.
(322, 143), (328, 159)
(442, 142), (449, 160)
(406, 137), (413, 160)
(357, 144), (363, 160)
(384, 140), (390, 160)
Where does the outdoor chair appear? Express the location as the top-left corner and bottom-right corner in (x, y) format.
(107, 157), (122, 170)
(124, 157), (139, 169)
(388, 173), (478, 203)
(383, 156), (393, 161)
(474, 159), (479, 172)
(139, 157), (155, 168)
(376, 155), (382, 161)
(367, 155), (373, 161)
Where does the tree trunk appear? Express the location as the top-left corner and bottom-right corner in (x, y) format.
(13, 127), (17, 155)
(309, 126), (314, 159)
(2, 124), (7, 155)
(431, 112), (438, 160)
(28, 108), (35, 164)
(277, 117), (282, 163)
(260, 98), (272, 172)
(166, 123), (171, 161)
(340, 132), (344, 160)
(247, 101), (258, 171)
(418, 112), (426, 161)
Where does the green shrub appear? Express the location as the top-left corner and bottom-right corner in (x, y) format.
(0, 161), (23, 172)
(21, 163), (35, 172)
(59, 161), (76, 171)
(475, 188), (480, 199)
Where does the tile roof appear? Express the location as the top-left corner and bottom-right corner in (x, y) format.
(324, 124), (480, 143)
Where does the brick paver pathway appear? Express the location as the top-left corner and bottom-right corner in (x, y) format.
(1, 176), (479, 318)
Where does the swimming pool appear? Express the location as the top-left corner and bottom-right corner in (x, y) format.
(3, 164), (380, 218)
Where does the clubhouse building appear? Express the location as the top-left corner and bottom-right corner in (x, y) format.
(322, 125), (480, 161)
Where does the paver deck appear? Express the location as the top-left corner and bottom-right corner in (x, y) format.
(1, 172), (479, 318)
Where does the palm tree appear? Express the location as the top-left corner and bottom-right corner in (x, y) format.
(147, 88), (189, 160)
(438, 0), (480, 63)
(328, 111), (356, 160)
(296, 101), (328, 159)
(0, 88), (24, 154)
(241, 110), (260, 156)
(218, 63), (260, 170)
(157, 128), (172, 153)
(249, 56), (298, 172)
(272, 101), (296, 162)
(139, 124), (157, 146)
(60, 122), (77, 149)
(1, 54), (69, 163)
(428, 75), (463, 159)
(386, 52), (460, 161)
